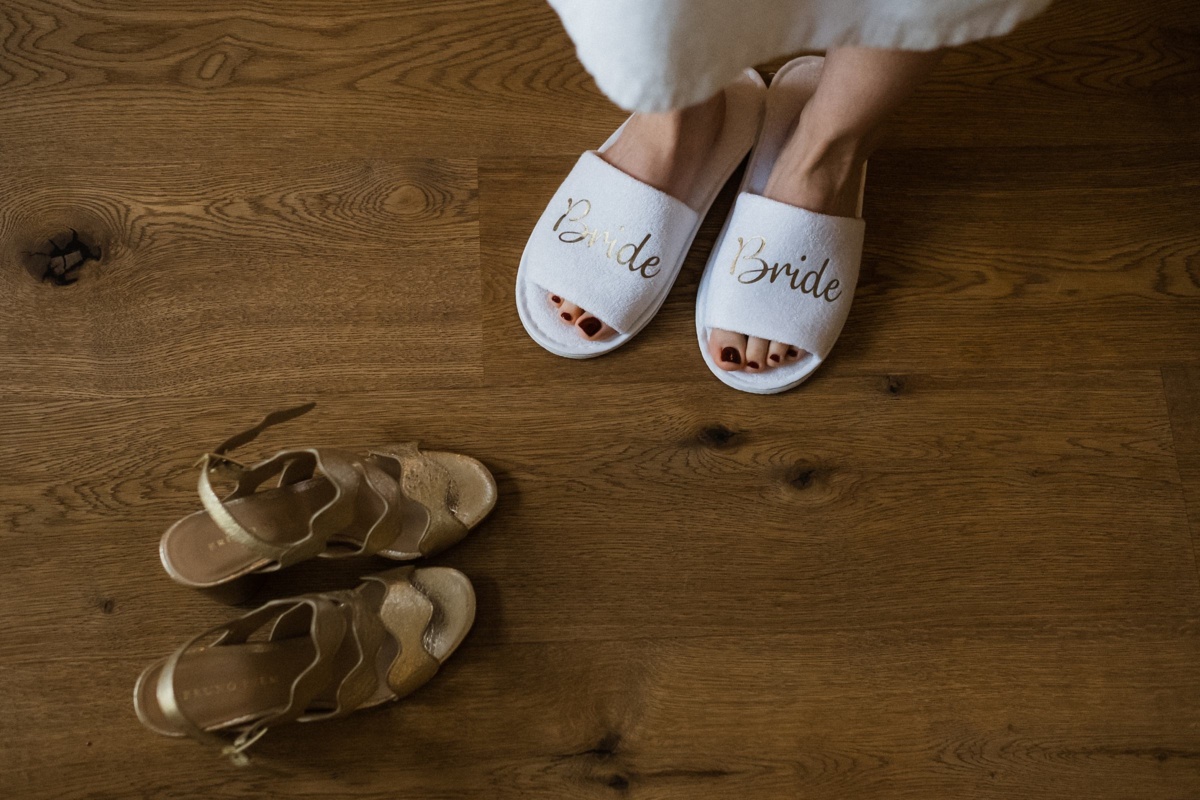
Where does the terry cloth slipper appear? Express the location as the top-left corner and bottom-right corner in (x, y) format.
(516, 69), (766, 359)
(695, 56), (867, 394)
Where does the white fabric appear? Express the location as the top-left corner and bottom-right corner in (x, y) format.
(548, 0), (1053, 111)
(703, 194), (864, 360)
(523, 151), (699, 334)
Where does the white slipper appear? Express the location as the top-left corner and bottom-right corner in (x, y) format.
(695, 56), (867, 394)
(517, 69), (766, 359)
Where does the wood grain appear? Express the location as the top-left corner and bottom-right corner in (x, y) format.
(1164, 365), (1200, 571)
(2, 0), (1199, 797)
(0, 157), (482, 395)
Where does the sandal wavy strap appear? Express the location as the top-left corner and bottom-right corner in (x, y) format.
(296, 568), (444, 720)
(162, 405), (496, 588)
(328, 566), (473, 710)
(365, 444), (469, 557)
(196, 446), (372, 569)
(135, 567), (475, 765)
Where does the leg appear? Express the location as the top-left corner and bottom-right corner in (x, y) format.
(709, 45), (944, 372)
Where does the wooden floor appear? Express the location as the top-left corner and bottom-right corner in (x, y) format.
(2, 0), (1199, 796)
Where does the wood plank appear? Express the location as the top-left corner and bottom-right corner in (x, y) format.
(2, 368), (1197, 795)
(0, 372), (1194, 648)
(0, 157), (482, 396)
(1, 0), (1197, 166)
(1163, 365), (1200, 570)
(5, 635), (1200, 798)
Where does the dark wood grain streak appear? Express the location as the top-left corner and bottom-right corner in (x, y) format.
(1163, 365), (1200, 582)
(1, 0), (1199, 797)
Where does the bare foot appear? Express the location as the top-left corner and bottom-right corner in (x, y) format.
(548, 90), (726, 341)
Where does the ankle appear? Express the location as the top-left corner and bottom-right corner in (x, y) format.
(646, 91), (726, 149)
(765, 121), (868, 217)
(681, 90), (726, 126)
(792, 125), (869, 180)
(599, 88), (728, 204)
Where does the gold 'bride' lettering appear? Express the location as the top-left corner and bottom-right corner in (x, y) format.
(552, 197), (661, 279)
(729, 236), (842, 302)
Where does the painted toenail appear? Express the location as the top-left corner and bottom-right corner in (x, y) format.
(561, 312), (572, 321)
(747, 361), (759, 369)
(551, 295), (561, 303)
(721, 347), (741, 364)
(770, 354), (780, 362)
(579, 317), (602, 336)
(787, 348), (798, 357)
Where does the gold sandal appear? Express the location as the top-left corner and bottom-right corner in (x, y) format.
(134, 566), (475, 764)
(159, 404), (497, 589)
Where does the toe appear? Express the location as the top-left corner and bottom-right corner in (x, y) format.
(784, 344), (807, 364)
(767, 341), (789, 367)
(576, 312), (615, 341)
(709, 329), (747, 371)
(547, 292), (564, 309)
(558, 301), (583, 324)
(745, 337), (769, 372)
